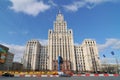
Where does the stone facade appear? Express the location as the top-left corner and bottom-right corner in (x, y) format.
(48, 11), (76, 71)
(23, 11), (101, 72)
(23, 40), (41, 70)
(75, 39), (101, 72)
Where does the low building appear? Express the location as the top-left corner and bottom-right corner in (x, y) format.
(0, 44), (14, 70)
(12, 62), (23, 71)
(101, 64), (120, 73)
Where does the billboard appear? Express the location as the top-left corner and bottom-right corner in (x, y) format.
(0, 48), (7, 63)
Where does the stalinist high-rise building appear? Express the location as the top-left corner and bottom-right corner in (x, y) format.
(48, 11), (76, 71)
(23, 11), (101, 72)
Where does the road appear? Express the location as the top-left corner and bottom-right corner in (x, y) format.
(0, 76), (120, 80)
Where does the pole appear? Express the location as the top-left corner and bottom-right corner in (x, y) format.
(115, 57), (119, 74)
(103, 54), (108, 73)
(111, 51), (119, 74)
(58, 56), (60, 71)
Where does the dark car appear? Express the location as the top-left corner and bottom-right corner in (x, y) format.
(59, 74), (71, 77)
(2, 73), (14, 77)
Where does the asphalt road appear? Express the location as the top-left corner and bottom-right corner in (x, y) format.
(0, 76), (120, 80)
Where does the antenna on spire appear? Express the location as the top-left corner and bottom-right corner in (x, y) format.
(58, 9), (61, 14)
(58, 7), (61, 14)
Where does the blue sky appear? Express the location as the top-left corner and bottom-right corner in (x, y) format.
(0, 0), (120, 63)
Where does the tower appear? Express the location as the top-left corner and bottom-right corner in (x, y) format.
(48, 11), (76, 71)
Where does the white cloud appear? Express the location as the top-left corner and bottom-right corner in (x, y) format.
(9, 0), (51, 16)
(48, 0), (57, 7)
(63, 1), (86, 12)
(1, 38), (120, 62)
(0, 39), (48, 62)
(98, 38), (120, 52)
(74, 42), (80, 46)
(8, 31), (29, 35)
(8, 31), (17, 34)
(22, 31), (29, 35)
(100, 57), (116, 64)
(39, 39), (48, 46)
(63, 0), (119, 11)
(1, 43), (25, 62)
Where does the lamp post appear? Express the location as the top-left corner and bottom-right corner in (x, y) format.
(111, 51), (119, 74)
(103, 54), (107, 73)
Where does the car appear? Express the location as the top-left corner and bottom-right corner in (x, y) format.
(59, 74), (71, 77)
(2, 73), (14, 77)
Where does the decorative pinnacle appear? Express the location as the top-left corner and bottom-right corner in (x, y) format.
(58, 9), (61, 14)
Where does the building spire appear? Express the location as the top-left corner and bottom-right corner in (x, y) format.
(58, 9), (61, 14)
(56, 8), (64, 22)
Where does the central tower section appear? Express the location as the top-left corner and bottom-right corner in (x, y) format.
(48, 11), (76, 71)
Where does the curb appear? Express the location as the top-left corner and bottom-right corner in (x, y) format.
(0, 74), (119, 77)
(73, 74), (119, 77)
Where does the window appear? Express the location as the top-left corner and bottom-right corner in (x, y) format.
(50, 31), (51, 34)
(59, 23), (61, 25)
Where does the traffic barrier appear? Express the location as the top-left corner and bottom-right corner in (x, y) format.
(104, 74), (109, 76)
(32, 75), (37, 77)
(94, 74), (99, 76)
(86, 74), (90, 76)
(1, 73), (119, 77)
(74, 74), (119, 77)
(114, 74), (119, 77)
(41, 75), (48, 77)
(37, 74), (41, 77)
(20, 74), (25, 77)
(14, 74), (20, 77)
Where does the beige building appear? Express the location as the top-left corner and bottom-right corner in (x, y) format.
(39, 46), (48, 70)
(48, 11), (76, 71)
(23, 11), (101, 72)
(23, 40), (41, 70)
(75, 39), (101, 72)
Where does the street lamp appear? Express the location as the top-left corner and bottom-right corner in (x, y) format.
(111, 51), (119, 74)
(103, 54), (109, 73)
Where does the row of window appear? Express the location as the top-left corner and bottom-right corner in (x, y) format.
(54, 22), (66, 26)
(85, 41), (95, 44)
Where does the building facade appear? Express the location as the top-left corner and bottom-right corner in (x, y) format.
(48, 11), (76, 71)
(23, 11), (101, 72)
(39, 46), (48, 70)
(23, 40), (41, 70)
(12, 62), (23, 71)
(75, 39), (101, 72)
(0, 44), (14, 70)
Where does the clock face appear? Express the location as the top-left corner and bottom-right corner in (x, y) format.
(1, 55), (5, 59)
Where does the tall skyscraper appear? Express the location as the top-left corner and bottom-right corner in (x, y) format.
(48, 11), (76, 71)
(23, 11), (101, 72)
